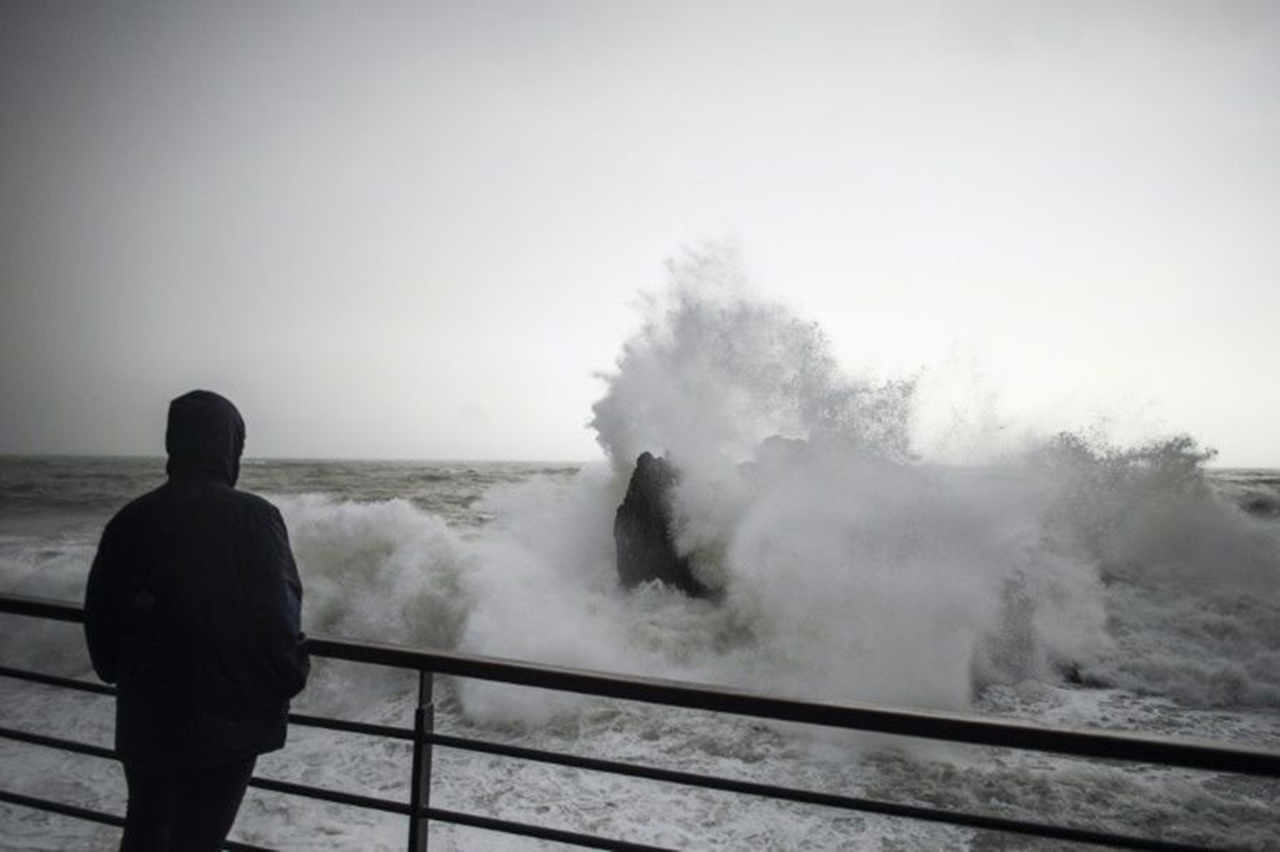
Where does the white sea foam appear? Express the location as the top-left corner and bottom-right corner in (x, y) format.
(1033, 434), (1280, 706)
(275, 494), (471, 651)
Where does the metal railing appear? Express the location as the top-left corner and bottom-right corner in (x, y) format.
(1, 591), (1278, 851)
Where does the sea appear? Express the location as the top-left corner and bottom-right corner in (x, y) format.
(0, 455), (1277, 851)
(2, 267), (1279, 850)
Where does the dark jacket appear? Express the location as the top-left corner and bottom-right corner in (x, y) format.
(84, 391), (309, 770)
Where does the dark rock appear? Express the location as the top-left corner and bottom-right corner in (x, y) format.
(614, 452), (708, 597)
(1060, 661), (1106, 688)
(1242, 495), (1279, 517)
(1062, 661), (1084, 685)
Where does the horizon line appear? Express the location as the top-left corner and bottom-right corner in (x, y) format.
(2, 452), (1277, 471)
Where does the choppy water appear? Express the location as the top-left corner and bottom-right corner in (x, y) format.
(1, 455), (1278, 851)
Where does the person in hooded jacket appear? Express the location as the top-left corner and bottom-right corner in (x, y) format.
(84, 390), (309, 851)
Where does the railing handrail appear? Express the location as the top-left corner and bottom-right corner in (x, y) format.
(4, 590), (1279, 779)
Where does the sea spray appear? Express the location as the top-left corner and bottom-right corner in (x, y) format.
(718, 441), (1108, 709)
(272, 494), (473, 716)
(589, 244), (916, 479)
(445, 246), (1108, 724)
(1035, 434), (1280, 706)
(277, 495), (470, 650)
(195, 247), (1280, 726)
(454, 466), (636, 724)
(453, 464), (764, 725)
(261, 420), (1277, 729)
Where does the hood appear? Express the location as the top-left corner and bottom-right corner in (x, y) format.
(165, 390), (245, 486)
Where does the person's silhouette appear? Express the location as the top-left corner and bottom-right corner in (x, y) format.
(85, 390), (309, 851)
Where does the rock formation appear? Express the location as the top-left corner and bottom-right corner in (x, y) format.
(614, 452), (708, 597)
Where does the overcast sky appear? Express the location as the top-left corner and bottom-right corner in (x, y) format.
(2, 1), (1277, 464)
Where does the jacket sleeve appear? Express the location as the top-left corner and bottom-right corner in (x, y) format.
(246, 505), (310, 699)
(83, 517), (124, 684)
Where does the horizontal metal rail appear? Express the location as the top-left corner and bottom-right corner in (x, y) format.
(421, 731), (1214, 852)
(0, 721), (675, 852)
(5, 592), (1276, 778)
(305, 636), (1280, 778)
(0, 788), (276, 852)
(2, 590), (1276, 852)
(0, 663), (115, 695)
(0, 708), (1216, 852)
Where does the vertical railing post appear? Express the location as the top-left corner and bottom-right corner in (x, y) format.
(407, 669), (434, 852)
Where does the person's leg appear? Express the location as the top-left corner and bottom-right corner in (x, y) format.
(119, 764), (175, 852)
(168, 756), (257, 851)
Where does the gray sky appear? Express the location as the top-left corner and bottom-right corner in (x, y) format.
(2, 1), (1278, 464)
